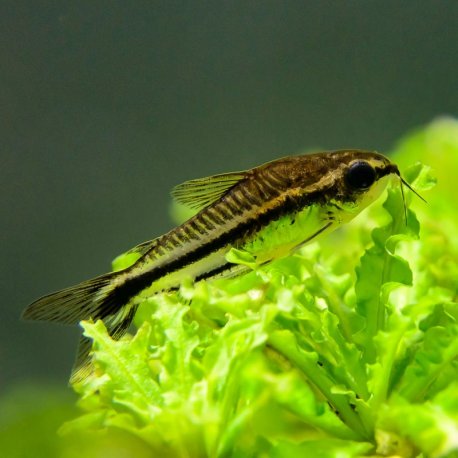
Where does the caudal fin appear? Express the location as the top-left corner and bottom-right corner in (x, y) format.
(22, 272), (118, 324)
(22, 272), (137, 382)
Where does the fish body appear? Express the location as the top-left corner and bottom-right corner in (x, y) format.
(22, 150), (400, 382)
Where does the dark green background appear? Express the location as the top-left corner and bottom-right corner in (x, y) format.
(2, 1), (457, 391)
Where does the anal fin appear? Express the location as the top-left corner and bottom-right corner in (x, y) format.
(69, 303), (138, 385)
(70, 335), (94, 384)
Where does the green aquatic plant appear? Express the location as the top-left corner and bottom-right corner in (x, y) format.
(10, 120), (458, 458)
(61, 120), (458, 458)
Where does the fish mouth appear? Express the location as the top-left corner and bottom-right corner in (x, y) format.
(375, 162), (400, 180)
(386, 163), (427, 203)
(375, 161), (426, 223)
(375, 162), (424, 201)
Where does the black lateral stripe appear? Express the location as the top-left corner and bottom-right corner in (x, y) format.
(193, 262), (233, 282)
(111, 187), (330, 306)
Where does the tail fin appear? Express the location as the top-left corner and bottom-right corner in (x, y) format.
(22, 272), (118, 324)
(22, 272), (137, 383)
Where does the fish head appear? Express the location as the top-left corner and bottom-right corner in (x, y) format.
(276, 150), (402, 219)
(328, 150), (399, 213)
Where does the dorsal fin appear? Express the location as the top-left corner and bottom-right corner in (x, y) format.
(171, 171), (247, 211)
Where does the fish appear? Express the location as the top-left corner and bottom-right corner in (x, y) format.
(22, 150), (422, 383)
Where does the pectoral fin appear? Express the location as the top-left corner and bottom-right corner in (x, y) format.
(293, 221), (334, 252)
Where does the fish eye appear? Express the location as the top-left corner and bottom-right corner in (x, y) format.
(345, 161), (376, 190)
